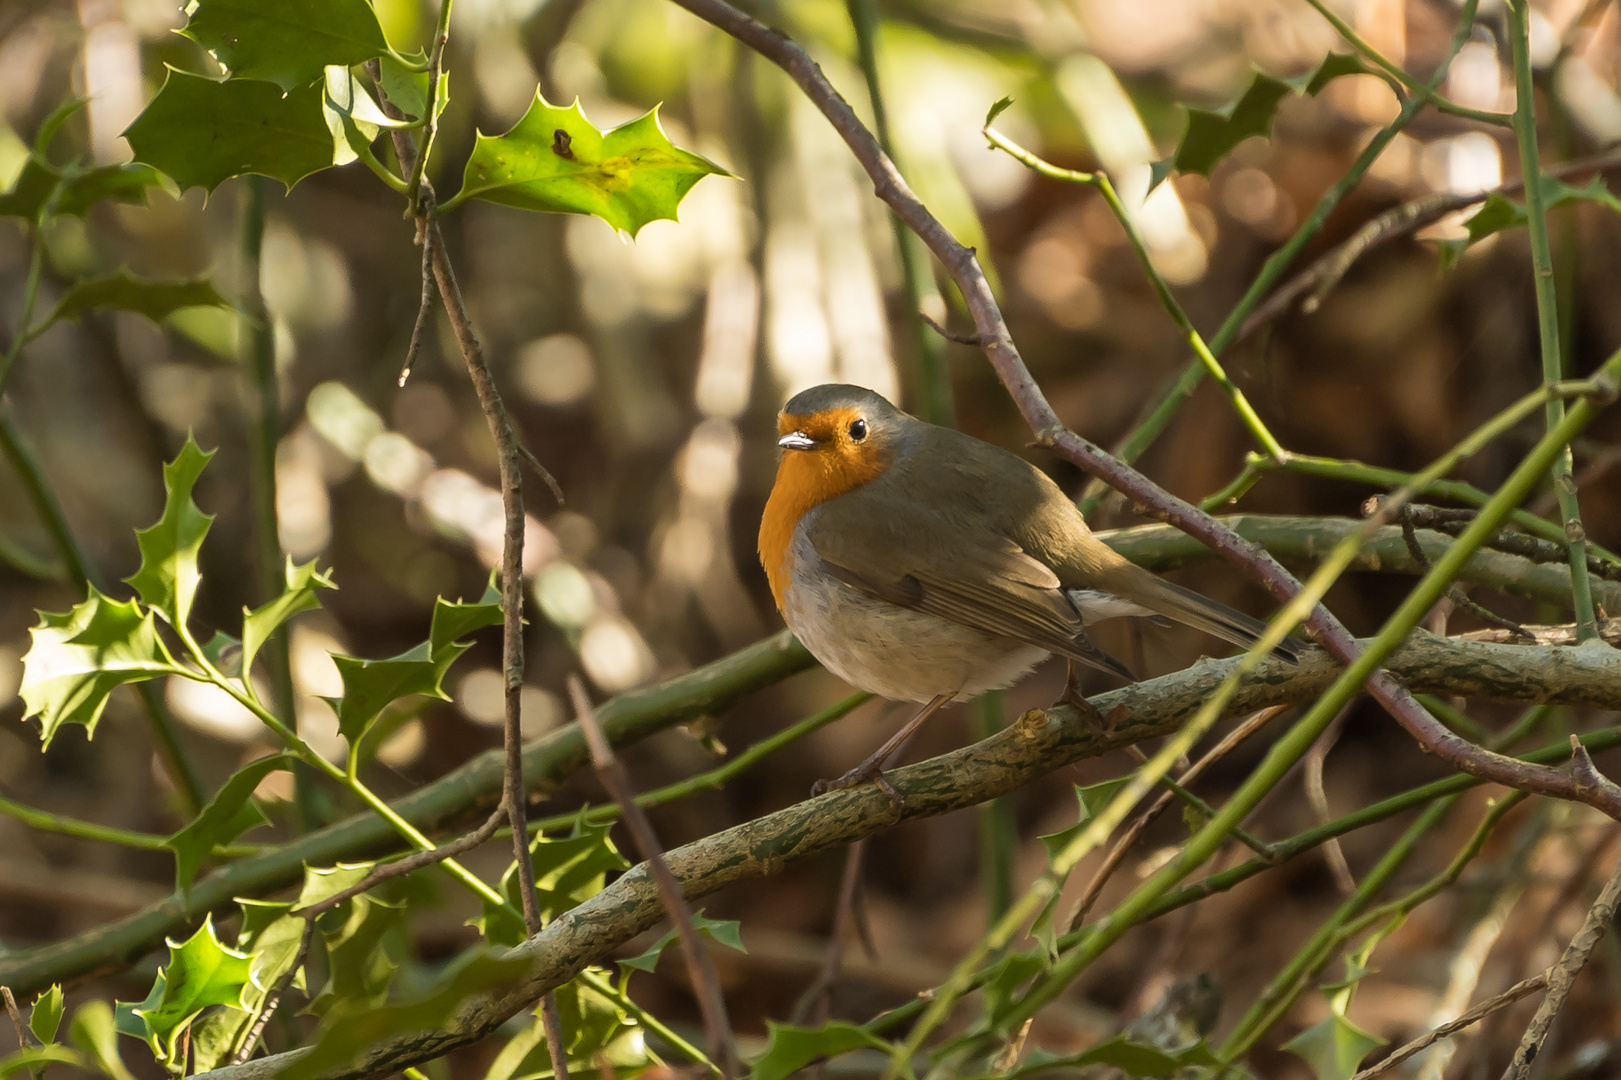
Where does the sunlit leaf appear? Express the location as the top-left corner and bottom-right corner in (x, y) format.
(483, 975), (646, 1080)
(189, 1006), (253, 1073)
(68, 1000), (136, 1080)
(0, 158), (164, 219)
(179, 0), (391, 92)
(429, 579), (504, 654)
(125, 434), (216, 627)
(321, 65), (415, 165)
(124, 916), (254, 1067)
(476, 818), (629, 947)
(235, 898), (307, 995)
(241, 558), (334, 678)
(125, 69), (338, 193)
(330, 641), (465, 744)
(19, 589), (174, 747)
(1438, 176), (1621, 270)
(0, 1045), (83, 1078)
(29, 985), (64, 1045)
(454, 94), (732, 236)
(617, 910), (745, 973)
(1283, 1013), (1384, 1080)
(751, 1020), (892, 1080)
(1164, 54), (1373, 181)
(167, 754), (293, 899)
(42, 270), (231, 329)
(283, 948), (530, 1080)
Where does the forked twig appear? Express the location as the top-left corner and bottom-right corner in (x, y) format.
(568, 677), (739, 1079)
(1348, 971), (1548, 1080)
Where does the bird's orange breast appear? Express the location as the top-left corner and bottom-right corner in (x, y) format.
(758, 424), (887, 612)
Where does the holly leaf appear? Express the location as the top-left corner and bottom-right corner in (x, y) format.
(429, 579), (504, 654)
(483, 975), (647, 1080)
(1162, 54), (1373, 182)
(374, 52), (447, 123)
(1283, 1013), (1384, 1080)
(179, 0), (391, 92)
(125, 434), (215, 627)
(322, 65), (415, 165)
(28, 985), (64, 1045)
(1038, 777), (1132, 861)
(68, 1001), (135, 1080)
(617, 910), (745, 973)
(167, 754), (293, 899)
(1008, 1037), (1219, 1077)
(19, 589), (174, 747)
(41, 270), (231, 328)
(1438, 176), (1621, 271)
(331, 641), (465, 744)
(751, 1021), (893, 1080)
(477, 818), (629, 946)
(189, 1007), (253, 1073)
(125, 69), (339, 193)
(125, 916), (254, 1067)
(0, 158), (164, 219)
(235, 898), (307, 995)
(283, 949), (530, 1080)
(453, 94), (733, 237)
(0, 1046), (83, 1078)
(241, 558), (334, 678)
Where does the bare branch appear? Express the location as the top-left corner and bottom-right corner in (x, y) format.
(1348, 972), (1548, 1080)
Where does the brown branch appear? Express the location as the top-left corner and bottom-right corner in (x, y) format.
(538, 995), (570, 1080)
(918, 311), (981, 345)
(1, 986), (38, 1047)
(791, 838), (870, 1025)
(397, 225), (434, 388)
(568, 678), (738, 1079)
(367, 64), (545, 941)
(1368, 497), (1621, 584)
(1396, 507), (1536, 641)
(1500, 850), (1621, 1079)
(1348, 972), (1549, 1080)
(1304, 703), (1356, 894)
(1456, 619), (1621, 646)
(1237, 147), (1621, 341)
(660, 0), (1621, 820)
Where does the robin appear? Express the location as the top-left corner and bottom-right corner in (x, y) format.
(758, 383), (1303, 801)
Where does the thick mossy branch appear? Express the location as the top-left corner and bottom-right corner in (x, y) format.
(195, 631), (1621, 1080)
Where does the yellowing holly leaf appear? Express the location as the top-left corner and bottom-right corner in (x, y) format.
(447, 94), (733, 236)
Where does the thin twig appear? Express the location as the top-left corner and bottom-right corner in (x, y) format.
(398, 224), (434, 388)
(568, 677), (739, 1079)
(1397, 507), (1536, 641)
(517, 442), (565, 506)
(791, 839), (870, 1025)
(1500, 853), (1621, 1079)
(229, 807), (506, 1065)
(539, 993), (572, 1080)
(918, 311), (981, 346)
(1, 986), (38, 1047)
(1348, 972), (1548, 1080)
(1304, 703), (1355, 894)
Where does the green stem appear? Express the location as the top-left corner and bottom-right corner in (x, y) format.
(0, 794), (258, 855)
(405, 0), (455, 213)
(983, 130), (1285, 460)
(1300, 0), (1511, 126)
(1507, 0), (1600, 642)
(0, 198), (52, 393)
(579, 969), (713, 1069)
(974, 692), (1015, 921)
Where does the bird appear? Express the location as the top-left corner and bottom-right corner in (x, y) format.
(757, 383), (1303, 802)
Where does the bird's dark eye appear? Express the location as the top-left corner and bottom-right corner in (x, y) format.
(848, 418), (868, 442)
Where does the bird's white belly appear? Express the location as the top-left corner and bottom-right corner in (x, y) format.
(781, 527), (1049, 703)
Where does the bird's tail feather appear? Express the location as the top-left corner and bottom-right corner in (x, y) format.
(1135, 575), (1305, 663)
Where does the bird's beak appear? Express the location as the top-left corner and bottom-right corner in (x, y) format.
(778, 431), (817, 451)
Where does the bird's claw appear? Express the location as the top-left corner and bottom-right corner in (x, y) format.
(810, 765), (905, 814)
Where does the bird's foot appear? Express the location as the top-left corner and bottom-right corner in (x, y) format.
(811, 764), (904, 814)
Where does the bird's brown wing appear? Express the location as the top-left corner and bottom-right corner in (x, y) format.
(807, 495), (1134, 680)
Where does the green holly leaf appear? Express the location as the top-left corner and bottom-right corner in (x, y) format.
(19, 589), (175, 747)
(125, 916), (254, 1067)
(201, 631), (243, 677)
(1438, 176), (1621, 270)
(235, 898), (307, 995)
(0, 158), (165, 219)
(984, 96), (1015, 126)
(429, 579), (504, 654)
(179, 0), (391, 92)
(283, 949), (530, 1080)
(1282, 1013), (1384, 1080)
(189, 1006), (253, 1073)
(751, 1021), (893, 1080)
(617, 910), (745, 973)
(28, 985), (64, 1045)
(1009, 1037), (1219, 1077)
(1037, 777), (1132, 861)
(68, 1001), (135, 1080)
(330, 640), (466, 744)
(167, 754), (293, 899)
(126, 434), (216, 627)
(374, 52), (447, 123)
(303, 864), (408, 1018)
(483, 975), (647, 1080)
(125, 69), (339, 193)
(322, 65), (416, 165)
(0, 1046), (83, 1078)
(41, 270), (231, 328)
(1163, 54), (1373, 181)
(241, 558), (334, 678)
(451, 94), (733, 237)
(476, 818), (629, 946)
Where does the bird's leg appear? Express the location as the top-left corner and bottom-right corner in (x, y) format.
(1058, 661), (1108, 729)
(812, 692), (953, 811)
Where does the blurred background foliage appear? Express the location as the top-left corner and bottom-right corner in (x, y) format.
(4, 0), (1621, 1075)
